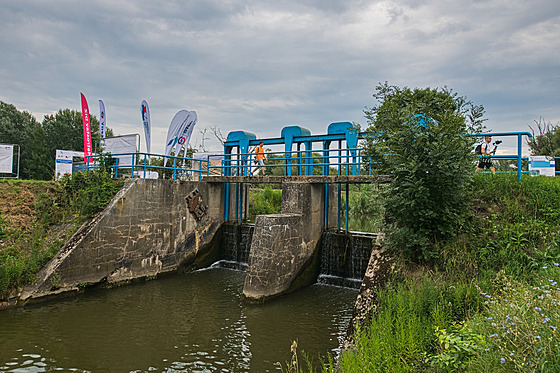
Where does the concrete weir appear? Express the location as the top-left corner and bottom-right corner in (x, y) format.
(20, 179), (226, 303)
(19, 178), (358, 304)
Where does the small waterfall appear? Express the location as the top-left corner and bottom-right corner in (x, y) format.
(217, 223), (375, 289)
(318, 231), (376, 289)
(215, 223), (253, 271)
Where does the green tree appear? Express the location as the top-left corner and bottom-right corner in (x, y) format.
(41, 109), (101, 179)
(363, 83), (486, 261)
(0, 101), (42, 179)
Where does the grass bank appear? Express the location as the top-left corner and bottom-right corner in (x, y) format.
(0, 171), (124, 300)
(282, 174), (560, 372)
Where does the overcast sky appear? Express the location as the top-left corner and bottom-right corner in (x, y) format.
(1, 0), (559, 154)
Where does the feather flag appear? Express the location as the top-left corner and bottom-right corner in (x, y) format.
(164, 110), (197, 157)
(141, 100), (151, 155)
(80, 93), (93, 163)
(99, 100), (106, 139)
(175, 111), (197, 157)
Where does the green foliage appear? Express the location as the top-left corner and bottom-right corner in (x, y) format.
(340, 184), (385, 232)
(363, 83), (486, 261)
(55, 169), (124, 219)
(0, 101), (43, 179)
(248, 185), (282, 221)
(440, 174), (560, 279)
(336, 277), (482, 372)
(426, 323), (487, 370)
(0, 170), (123, 299)
(0, 214), (6, 240)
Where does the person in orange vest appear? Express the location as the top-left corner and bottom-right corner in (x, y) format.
(251, 141), (268, 176)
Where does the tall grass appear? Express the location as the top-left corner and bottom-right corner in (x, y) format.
(332, 277), (482, 372)
(248, 185), (282, 222)
(466, 265), (560, 371)
(439, 174), (560, 280)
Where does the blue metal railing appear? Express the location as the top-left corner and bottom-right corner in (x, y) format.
(83, 131), (536, 180)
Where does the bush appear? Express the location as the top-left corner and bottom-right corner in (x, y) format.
(363, 83), (486, 261)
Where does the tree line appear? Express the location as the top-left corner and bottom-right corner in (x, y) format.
(0, 101), (113, 180)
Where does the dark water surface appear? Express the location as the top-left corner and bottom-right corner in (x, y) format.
(0, 267), (357, 372)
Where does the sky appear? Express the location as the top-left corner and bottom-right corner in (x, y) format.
(1, 0), (559, 155)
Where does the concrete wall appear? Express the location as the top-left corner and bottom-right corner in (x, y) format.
(243, 182), (325, 301)
(21, 179), (225, 303)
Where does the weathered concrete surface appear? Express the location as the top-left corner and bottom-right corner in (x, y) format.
(20, 178), (224, 304)
(342, 238), (396, 350)
(243, 182), (324, 301)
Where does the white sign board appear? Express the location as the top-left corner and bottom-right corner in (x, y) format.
(102, 134), (138, 167)
(55, 150), (84, 179)
(529, 155), (555, 177)
(0, 145), (13, 173)
(133, 170), (159, 179)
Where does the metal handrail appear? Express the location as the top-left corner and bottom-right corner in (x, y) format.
(82, 131), (537, 180)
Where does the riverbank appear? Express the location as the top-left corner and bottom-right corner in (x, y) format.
(0, 172), (123, 304)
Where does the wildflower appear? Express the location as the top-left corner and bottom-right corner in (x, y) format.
(484, 348), (489, 352)
(543, 318), (551, 323)
(290, 341), (297, 353)
(500, 358), (505, 364)
(490, 334), (498, 338)
(550, 326), (557, 330)
(535, 307), (542, 311)
(543, 266), (548, 269)
(488, 317), (493, 320)
(554, 263), (559, 266)
(510, 353), (514, 356)
(536, 336), (542, 339)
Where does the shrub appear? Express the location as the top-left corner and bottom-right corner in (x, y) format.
(363, 83), (486, 261)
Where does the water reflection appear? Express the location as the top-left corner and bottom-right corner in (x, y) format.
(0, 268), (357, 372)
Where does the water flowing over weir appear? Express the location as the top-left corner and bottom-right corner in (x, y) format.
(218, 223), (374, 288)
(318, 231), (376, 288)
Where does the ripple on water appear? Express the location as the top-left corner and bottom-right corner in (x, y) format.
(0, 268), (357, 373)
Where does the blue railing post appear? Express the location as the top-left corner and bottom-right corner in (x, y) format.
(517, 133), (523, 181)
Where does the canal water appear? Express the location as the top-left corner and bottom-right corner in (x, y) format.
(0, 267), (358, 372)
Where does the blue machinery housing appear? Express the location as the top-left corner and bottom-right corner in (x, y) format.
(87, 123), (534, 228)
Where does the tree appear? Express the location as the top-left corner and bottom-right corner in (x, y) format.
(363, 83), (486, 261)
(41, 109), (101, 179)
(0, 101), (42, 179)
(527, 117), (560, 156)
(0, 102), (104, 180)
